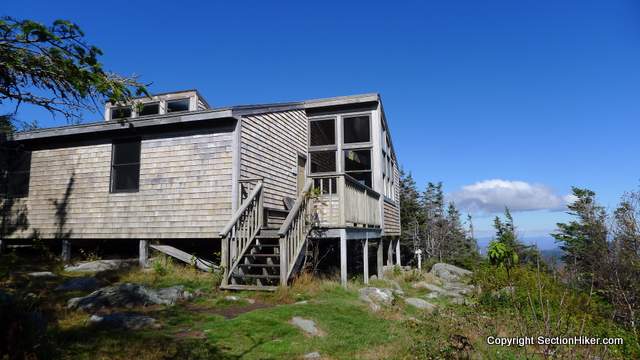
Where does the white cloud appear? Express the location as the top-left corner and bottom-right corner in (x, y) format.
(450, 179), (572, 214)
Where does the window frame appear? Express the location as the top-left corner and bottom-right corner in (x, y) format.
(308, 116), (338, 175)
(137, 102), (160, 117)
(110, 106), (132, 120)
(166, 98), (191, 113)
(343, 147), (373, 188)
(110, 139), (142, 193)
(5, 149), (31, 198)
(309, 150), (338, 175)
(342, 114), (372, 145)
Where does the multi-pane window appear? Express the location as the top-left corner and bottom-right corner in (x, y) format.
(343, 115), (370, 143)
(111, 106), (132, 120)
(167, 98), (190, 113)
(3, 149), (31, 198)
(309, 118), (337, 174)
(138, 102), (160, 116)
(111, 140), (141, 192)
(344, 149), (372, 187)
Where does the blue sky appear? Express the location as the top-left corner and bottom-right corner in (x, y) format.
(4, 1), (640, 248)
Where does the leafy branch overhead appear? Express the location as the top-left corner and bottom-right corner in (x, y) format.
(0, 17), (149, 121)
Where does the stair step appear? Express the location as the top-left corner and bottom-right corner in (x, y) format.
(244, 254), (279, 258)
(236, 274), (280, 280)
(252, 243), (279, 248)
(237, 263), (280, 268)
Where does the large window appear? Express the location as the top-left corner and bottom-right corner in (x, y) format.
(310, 119), (335, 146)
(4, 149), (31, 198)
(111, 140), (141, 192)
(309, 118), (337, 174)
(310, 151), (336, 173)
(343, 115), (370, 143)
(344, 149), (372, 187)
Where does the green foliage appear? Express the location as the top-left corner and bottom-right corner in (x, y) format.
(487, 240), (518, 271)
(0, 16), (148, 122)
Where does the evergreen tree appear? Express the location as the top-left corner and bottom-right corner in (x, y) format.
(552, 187), (609, 289)
(399, 168), (421, 253)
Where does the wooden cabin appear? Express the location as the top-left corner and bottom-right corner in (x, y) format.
(1, 90), (401, 290)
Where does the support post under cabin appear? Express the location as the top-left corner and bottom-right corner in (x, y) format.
(139, 240), (149, 267)
(0, 239), (4, 255)
(387, 238), (394, 267)
(377, 238), (384, 279)
(363, 238), (369, 285)
(340, 230), (347, 288)
(395, 238), (401, 266)
(61, 240), (71, 262)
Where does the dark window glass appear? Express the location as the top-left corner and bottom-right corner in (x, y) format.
(167, 99), (190, 113)
(309, 151), (336, 173)
(139, 103), (159, 116)
(343, 115), (370, 143)
(5, 150), (31, 197)
(344, 149), (371, 171)
(111, 140), (141, 192)
(111, 107), (132, 120)
(310, 119), (335, 146)
(348, 172), (372, 188)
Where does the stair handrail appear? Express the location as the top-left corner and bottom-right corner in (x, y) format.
(278, 179), (314, 285)
(219, 181), (264, 286)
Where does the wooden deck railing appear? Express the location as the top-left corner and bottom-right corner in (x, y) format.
(278, 179), (314, 285)
(219, 181), (263, 286)
(309, 173), (381, 228)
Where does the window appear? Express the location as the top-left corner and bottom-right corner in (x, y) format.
(344, 149), (372, 187)
(111, 140), (141, 192)
(309, 119), (335, 146)
(111, 106), (132, 120)
(167, 98), (190, 113)
(343, 115), (370, 143)
(138, 102), (160, 116)
(309, 151), (336, 173)
(4, 149), (31, 198)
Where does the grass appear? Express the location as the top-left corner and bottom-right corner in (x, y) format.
(2, 253), (638, 359)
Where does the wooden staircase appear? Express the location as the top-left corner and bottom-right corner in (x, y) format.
(220, 180), (315, 291)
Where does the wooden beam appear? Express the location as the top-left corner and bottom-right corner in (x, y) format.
(149, 244), (217, 272)
(340, 230), (347, 288)
(363, 238), (369, 285)
(395, 238), (401, 266)
(61, 240), (71, 262)
(387, 238), (393, 267)
(139, 240), (149, 268)
(377, 239), (384, 279)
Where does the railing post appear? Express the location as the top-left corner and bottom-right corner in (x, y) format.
(279, 236), (288, 286)
(338, 175), (346, 227)
(221, 234), (229, 286)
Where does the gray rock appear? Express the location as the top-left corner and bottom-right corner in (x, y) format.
(369, 275), (378, 281)
(442, 282), (474, 296)
(359, 287), (394, 312)
(290, 317), (325, 337)
(89, 313), (157, 330)
(425, 292), (440, 299)
(411, 281), (432, 289)
(64, 259), (137, 272)
(430, 263), (472, 282)
(405, 298), (436, 313)
(304, 351), (321, 359)
(420, 283), (463, 299)
(67, 283), (192, 311)
(224, 295), (240, 301)
(55, 277), (99, 292)
(451, 297), (469, 306)
(27, 271), (57, 278)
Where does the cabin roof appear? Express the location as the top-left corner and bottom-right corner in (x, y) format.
(13, 93), (382, 142)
